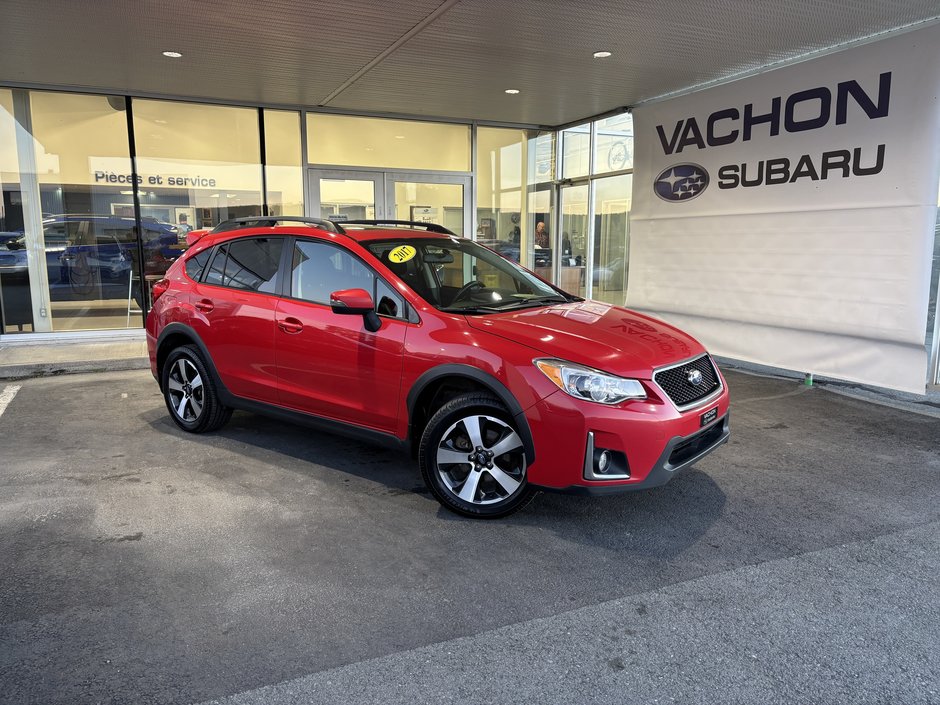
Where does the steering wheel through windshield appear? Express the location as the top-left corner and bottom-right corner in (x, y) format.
(451, 280), (485, 305)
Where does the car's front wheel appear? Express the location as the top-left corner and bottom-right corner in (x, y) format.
(162, 344), (232, 433)
(419, 393), (536, 518)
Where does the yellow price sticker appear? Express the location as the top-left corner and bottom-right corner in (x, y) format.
(389, 245), (417, 263)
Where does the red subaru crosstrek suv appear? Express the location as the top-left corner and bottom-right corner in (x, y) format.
(146, 217), (729, 518)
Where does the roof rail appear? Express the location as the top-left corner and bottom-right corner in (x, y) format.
(210, 216), (346, 234)
(336, 219), (456, 235)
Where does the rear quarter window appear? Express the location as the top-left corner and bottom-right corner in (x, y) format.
(185, 249), (212, 281)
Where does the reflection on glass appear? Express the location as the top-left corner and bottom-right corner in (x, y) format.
(561, 124), (591, 180)
(25, 92), (147, 331)
(592, 174), (632, 305)
(476, 127), (526, 264)
(392, 182), (464, 236)
(0, 88), (32, 333)
(320, 179), (376, 221)
(557, 185), (589, 297)
(526, 186), (552, 274)
(593, 114), (634, 174)
(133, 98), (263, 306)
(528, 131), (555, 185)
(264, 110), (303, 216)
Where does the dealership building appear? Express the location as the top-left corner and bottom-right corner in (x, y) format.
(1, 2), (938, 393)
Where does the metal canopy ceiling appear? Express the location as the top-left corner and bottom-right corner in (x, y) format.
(2, 0), (938, 127)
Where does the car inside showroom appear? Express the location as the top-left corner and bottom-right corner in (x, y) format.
(1, 2), (939, 704)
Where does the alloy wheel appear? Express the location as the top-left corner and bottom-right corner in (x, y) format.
(166, 357), (205, 423)
(435, 414), (526, 505)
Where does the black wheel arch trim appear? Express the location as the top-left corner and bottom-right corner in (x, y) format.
(156, 323), (228, 397)
(406, 364), (536, 465)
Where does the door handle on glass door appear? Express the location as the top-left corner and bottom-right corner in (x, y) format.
(278, 317), (303, 334)
(194, 299), (214, 313)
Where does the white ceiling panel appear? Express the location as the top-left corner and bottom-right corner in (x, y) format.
(1, 0), (937, 126)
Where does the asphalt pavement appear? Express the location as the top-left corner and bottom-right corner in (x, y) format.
(0, 369), (937, 704)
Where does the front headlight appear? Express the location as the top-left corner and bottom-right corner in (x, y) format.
(534, 358), (647, 405)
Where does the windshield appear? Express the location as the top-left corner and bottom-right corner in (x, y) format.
(366, 237), (578, 313)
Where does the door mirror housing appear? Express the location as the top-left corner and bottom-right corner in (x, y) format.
(330, 288), (381, 332)
(330, 288), (374, 315)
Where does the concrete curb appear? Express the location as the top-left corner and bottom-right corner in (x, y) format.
(0, 356), (150, 380)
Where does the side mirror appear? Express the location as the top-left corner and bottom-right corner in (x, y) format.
(330, 288), (381, 332)
(330, 288), (374, 314)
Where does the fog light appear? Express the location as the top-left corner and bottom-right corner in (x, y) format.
(585, 433), (631, 480)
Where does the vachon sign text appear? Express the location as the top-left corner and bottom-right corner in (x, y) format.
(655, 72), (891, 191)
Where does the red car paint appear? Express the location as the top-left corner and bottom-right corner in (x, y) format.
(147, 223), (729, 493)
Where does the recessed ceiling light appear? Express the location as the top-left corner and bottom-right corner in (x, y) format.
(593, 51), (612, 59)
(162, 51), (183, 58)
(505, 89), (520, 95)
(394, 135), (405, 139)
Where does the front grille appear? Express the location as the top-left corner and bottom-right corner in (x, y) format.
(653, 354), (720, 408)
(668, 420), (725, 467)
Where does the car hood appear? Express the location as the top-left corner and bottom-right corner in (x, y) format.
(465, 301), (704, 379)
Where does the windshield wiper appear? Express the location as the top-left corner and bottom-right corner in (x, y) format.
(439, 305), (504, 314)
(494, 295), (571, 310)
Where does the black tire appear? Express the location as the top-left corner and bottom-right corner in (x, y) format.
(161, 344), (232, 433)
(419, 392), (537, 519)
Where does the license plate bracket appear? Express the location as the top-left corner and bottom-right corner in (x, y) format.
(700, 407), (718, 427)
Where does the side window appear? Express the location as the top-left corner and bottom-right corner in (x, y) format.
(222, 238), (284, 293)
(185, 249), (212, 281)
(291, 240), (375, 304)
(203, 245), (228, 286)
(375, 277), (404, 318)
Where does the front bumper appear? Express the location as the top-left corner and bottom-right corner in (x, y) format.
(538, 412), (730, 495)
(521, 372), (731, 492)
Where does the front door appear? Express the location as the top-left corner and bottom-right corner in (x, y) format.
(384, 172), (471, 236)
(307, 169), (471, 235)
(275, 237), (408, 434)
(307, 169), (388, 221)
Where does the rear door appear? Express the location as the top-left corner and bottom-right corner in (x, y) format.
(189, 236), (284, 403)
(274, 237), (408, 433)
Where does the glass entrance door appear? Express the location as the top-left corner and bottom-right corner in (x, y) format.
(308, 169), (470, 235)
(307, 169), (387, 221)
(385, 173), (470, 236)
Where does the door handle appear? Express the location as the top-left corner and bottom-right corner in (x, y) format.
(194, 299), (214, 314)
(278, 317), (303, 334)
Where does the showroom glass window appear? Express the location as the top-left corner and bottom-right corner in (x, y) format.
(476, 127), (526, 265)
(476, 127), (555, 272)
(591, 174), (632, 305)
(264, 110), (303, 216)
(307, 114), (470, 171)
(593, 114), (633, 174)
(2, 91), (143, 333)
(551, 115), (634, 303)
(133, 99), (263, 242)
(0, 88), (29, 333)
(525, 131), (556, 274)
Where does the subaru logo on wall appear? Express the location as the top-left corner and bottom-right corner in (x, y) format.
(654, 163), (709, 202)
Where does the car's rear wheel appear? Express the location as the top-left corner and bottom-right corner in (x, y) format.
(162, 344), (232, 433)
(419, 393), (536, 518)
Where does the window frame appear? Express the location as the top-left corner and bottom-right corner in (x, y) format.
(197, 236), (286, 296)
(281, 235), (412, 322)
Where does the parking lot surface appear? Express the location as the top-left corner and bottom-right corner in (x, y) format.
(0, 369), (938, 705)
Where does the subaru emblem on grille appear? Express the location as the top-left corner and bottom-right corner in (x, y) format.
(687, 369), (703, 386)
